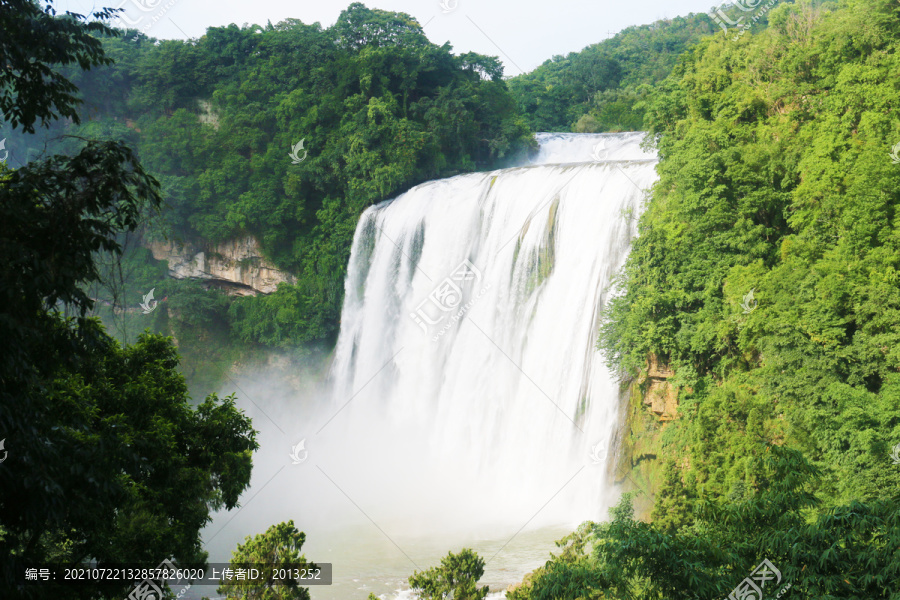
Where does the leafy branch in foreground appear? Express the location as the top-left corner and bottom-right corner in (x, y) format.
(408, 548), (490, 600)
(219, 520), (311, 600)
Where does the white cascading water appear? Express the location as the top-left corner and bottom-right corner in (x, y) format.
(318, 132), (659, 537)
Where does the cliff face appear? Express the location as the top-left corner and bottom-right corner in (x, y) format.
(148, 236), (295, 296)
(640, 354), (679, 421)
(612, 353), (682, 519)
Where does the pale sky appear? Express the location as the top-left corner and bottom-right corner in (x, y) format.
(59, 0), (720, 75)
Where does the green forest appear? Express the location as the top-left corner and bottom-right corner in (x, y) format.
(1, 0), (899, 598)
(505, 0), (798, 133)
(507, 12), (718, 133)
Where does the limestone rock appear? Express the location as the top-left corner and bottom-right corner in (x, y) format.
(643, 353), (678, 421)
(148, 236), (295, 296)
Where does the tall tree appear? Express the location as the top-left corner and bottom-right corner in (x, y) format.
(218, 520), (312, 600)
(408, 549), (490, 600)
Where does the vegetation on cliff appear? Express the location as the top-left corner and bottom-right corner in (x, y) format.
(603, 0), (900, 522)
(5, 0), (899, 597)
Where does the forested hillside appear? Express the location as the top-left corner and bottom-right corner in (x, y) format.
(507, 1), (796, 132)
(605, 0), (900, 520)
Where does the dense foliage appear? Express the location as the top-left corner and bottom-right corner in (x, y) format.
(54, 3), (535, 348)
(506, 2), (797, 133)
(219, 520), (311, 600)
(509, 448), (900, 599)
(601, 0), (900, 543)
(494, 0), (900, 596)
(0, 4), (258, 597)
(406, 548), (490, 600)
(506, 13), (718, 132)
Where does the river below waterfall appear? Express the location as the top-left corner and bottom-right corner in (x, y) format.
(303, 524), (571, 599)
(181, 525), (567, 599)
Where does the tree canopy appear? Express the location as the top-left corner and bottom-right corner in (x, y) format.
(506, 1), (799, 132)
(407, 548), (490, 600)
(218, 520), (311, 600)
(509, 448), (900, 599)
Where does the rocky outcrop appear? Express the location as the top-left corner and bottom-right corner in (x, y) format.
(610, 353), (683, 519)
(641, 354), (679, 421)
(197, 99), (220, 129)
(148, 236), (295, 296)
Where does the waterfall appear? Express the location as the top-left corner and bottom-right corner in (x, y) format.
(319, 132), (658, 537)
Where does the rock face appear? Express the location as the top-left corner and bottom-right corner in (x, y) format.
(148, 237), (295, 296)
(197, 99), (220, 129)
(612, 353), (684, 519)
(641, 353), (679, 421)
